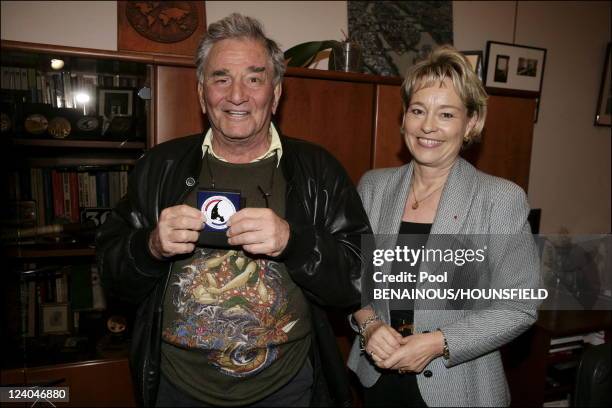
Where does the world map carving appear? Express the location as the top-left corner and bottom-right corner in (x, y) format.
(126, 1), (199, 43)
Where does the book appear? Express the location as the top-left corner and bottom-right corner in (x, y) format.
(55, 271), (68, 303)
(119, 167), (129, 198)
(27, 68), (37, 102)
(548, 343), (583, 353)
(30, 168), (45, 226)
(550, 335), (584, 346)
(109, 171), (121, 207)
(62, 171), (71, 221)
(36, 71), (43, 102)
(96, 171), (109, 208)
(19, 68), (28, 90)
(69, 172), (80, 223)
(88, 173), (97, 207)
(78, 172), (87, 208)
(42, 169), (54, 225)
(51, 170), (64, 221)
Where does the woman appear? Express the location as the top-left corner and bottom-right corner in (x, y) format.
(347, 46), (540, 407)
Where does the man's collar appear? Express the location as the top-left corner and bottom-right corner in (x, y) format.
(201, 123), (283, 167)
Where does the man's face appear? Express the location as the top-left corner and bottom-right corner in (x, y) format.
(198, 38), (281, 144)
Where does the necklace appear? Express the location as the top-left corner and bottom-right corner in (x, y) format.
(410, 183), (443, 210)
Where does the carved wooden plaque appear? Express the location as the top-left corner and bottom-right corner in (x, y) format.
(118, 1), (206, 57)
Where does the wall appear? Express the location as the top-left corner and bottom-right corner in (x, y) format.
(517, 1), (610, 234)
(206, 1), (347, 50)
(0, 1), (116, 50)
(454, 1), (611, 234)
(1, 1), (610, 233)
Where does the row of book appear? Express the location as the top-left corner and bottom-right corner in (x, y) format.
(1, 65), (141, 109)
(7, 166), (129, 226)
(18, 263), (105, 338)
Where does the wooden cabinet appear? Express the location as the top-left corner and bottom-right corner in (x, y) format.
(153, 65), (205, 145)
(463, 96), (536, 192)
(2, 358), (136, 407)
(277, 75), (375, 183)
(151, 65), (535, 191)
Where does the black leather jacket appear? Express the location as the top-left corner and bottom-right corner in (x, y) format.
(96, 133), (371, 406)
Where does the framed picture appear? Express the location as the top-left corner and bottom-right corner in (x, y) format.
(594, 42), (611, 127)
(41, 303), (71, 334)
(461, 50), (483, 81)
(484, 41), (547, 97)
(98, 88), (134, 122)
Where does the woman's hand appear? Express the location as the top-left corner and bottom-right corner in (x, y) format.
(380, 331), (445, 373)
(364, 321), (403, 365)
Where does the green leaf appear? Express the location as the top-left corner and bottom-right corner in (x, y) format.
(221, 296), (249, 309)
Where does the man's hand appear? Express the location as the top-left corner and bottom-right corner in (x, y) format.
(148, 205), (205, 260)
(226, 208), (290, 257)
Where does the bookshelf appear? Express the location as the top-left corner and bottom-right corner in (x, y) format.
(0, 41), (158, 406)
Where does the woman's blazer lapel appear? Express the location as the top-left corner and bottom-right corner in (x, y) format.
(377, 162), (413, 234)
(431, 157), (479, 235)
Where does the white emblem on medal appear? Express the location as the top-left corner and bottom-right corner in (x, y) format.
(202, 195), (237, 230)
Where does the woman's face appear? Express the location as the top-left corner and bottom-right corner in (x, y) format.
(403, 78), (476, 170)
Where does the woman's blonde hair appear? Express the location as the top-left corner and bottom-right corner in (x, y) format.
(401, 45), (488, 144)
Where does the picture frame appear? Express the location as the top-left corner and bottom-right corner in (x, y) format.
(41, 303), (71, 334)
(461, 50), (483, 81)
(594, 42), (611, 127)
(97, 88), (134, 123)
(484, 41), (547, 97)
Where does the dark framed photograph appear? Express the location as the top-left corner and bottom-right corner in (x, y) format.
(41, 303), (71, 334)
(595, 42), (611, 127)
(461, 50), (483, 81)
(484, 41), (547, 97)
(97, 88), (134, 122)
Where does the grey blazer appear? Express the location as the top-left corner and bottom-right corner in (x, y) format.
(347, 158), (540, 407)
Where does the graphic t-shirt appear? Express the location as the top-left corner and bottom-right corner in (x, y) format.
(160, 155), (312, 406)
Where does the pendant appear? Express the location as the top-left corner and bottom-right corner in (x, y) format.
(412, 201), (419, 210)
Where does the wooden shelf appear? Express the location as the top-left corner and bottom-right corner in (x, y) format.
(11, 138), (146, 150)
(3, 245), (95, 258)
(25, 157), (137, 167)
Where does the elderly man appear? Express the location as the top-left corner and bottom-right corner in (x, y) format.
(96, 13), (370, 407)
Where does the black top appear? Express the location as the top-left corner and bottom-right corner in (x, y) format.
(398, 221), (432, 235)
(390, 221), (432, 319)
